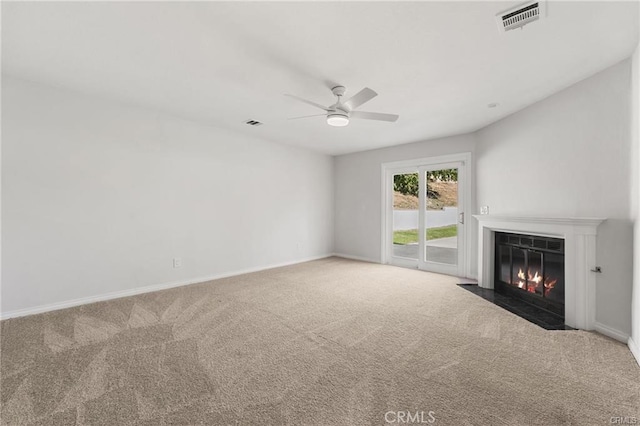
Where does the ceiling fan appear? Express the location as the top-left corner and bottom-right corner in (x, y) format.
(285, 86), (399, 127)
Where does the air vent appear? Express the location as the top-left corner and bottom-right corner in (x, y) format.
(496, 232), (564, 254)
(520, 237), (533, 247)
(496, 1), (545, 33)
(547, 241), (563, 252)
(244, 120), (263, 126)
(533, 239), (546, 249)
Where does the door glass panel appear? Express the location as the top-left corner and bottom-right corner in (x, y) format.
(392, 172), (419, 259)
(544, 253), (564, 303)
(498, 244), (511, 284)
(423, 168), (458, 265)
(512, 248), (526, 290)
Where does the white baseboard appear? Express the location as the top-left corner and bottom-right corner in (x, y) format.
(0, 254), (333, 320)
(628, 337), (640, 367)
(594, 321), (630, 343)
(332, 253), (380, 264)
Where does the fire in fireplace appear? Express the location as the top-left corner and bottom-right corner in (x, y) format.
(494, 232), (565, 317)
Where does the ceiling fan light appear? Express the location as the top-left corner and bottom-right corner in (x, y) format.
(327, 113), (349, 127)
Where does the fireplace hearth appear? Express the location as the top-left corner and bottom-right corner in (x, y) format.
(495, 232), (565, 319)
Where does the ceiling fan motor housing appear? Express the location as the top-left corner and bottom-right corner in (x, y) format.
(331, 86), (346, 97)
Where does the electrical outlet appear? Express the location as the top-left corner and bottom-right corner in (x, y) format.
(173, 257), (182, 268)
(480, 206), (489, 215)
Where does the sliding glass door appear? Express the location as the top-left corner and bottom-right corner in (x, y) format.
(386, 158), (466, 276)
(391, 170), (419, 266)
(418, 163), (463, 275)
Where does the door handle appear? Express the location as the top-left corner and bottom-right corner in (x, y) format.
(458, 212), (464, 224)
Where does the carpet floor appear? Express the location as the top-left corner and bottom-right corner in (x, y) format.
(1, 257), (639, 425)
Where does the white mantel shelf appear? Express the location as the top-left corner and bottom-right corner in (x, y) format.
(474, 215), (606, 229)
(473, 215), (606, 330)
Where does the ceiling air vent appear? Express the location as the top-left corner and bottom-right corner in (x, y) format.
(496, 1), (545, 33)
(244, 119), (263, 126)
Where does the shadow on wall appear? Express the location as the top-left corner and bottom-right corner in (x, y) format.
(595, 218), (634, 335)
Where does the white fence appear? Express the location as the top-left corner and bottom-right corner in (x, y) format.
(394, 207), (458, 230)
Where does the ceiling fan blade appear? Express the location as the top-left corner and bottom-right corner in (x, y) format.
(351, 111), (399, 122)
(288, 114), (326, 120)
(344, 87), (377, 110)
(284, 94), (329, 111)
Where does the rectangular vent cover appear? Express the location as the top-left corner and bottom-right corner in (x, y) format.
(244, 120), (263, 126)
(496, 1), (545, 33)
(497, 232), (564, 254)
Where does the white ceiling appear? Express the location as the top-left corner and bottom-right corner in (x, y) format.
(2, 1), (638, 155)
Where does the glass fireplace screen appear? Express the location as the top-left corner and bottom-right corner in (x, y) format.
(495, 232), (565, 305)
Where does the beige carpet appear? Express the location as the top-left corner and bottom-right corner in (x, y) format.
(1, 257), (639, 425)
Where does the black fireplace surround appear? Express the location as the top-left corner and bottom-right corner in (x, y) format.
(494, 232), (565, 318)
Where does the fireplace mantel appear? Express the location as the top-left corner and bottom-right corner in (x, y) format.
(473, 215), (606, 330)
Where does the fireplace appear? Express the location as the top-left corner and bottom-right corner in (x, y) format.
(474, 215), (605, 330)
(494, 232), (565, 318)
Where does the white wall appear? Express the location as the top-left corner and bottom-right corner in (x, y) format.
(630, 43), (640, 362)
(477, 60), (633, 337)
(1, 77), (334, 315)
(334, 134), (476, 265)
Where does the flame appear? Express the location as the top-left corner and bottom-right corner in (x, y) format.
(544, 278), (557, 297)
(531, 271), (542, 284)
(514, 268), (558, 296)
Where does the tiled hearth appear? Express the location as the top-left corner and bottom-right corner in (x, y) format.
(458, 284), (573, 330)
